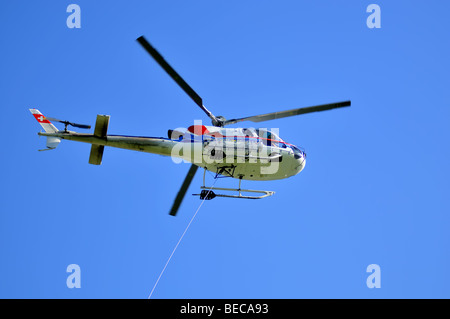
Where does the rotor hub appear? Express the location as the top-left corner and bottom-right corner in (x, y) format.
(212, 115), (226, 127)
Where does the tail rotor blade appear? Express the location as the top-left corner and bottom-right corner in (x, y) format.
(44, 116), (65, 123)
(70, 123), (91, 129)
(45, 117), (91, 130)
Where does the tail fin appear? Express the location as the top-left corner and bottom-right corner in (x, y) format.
(30, 108), (61, 150)
(30, 109), (58, 133)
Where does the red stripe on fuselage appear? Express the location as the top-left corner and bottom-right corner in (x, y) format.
(205, 133), (296, 148)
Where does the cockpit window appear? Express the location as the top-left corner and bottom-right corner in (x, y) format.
(255, 129), (283, 147)
(242, 128), (257, 138)
(291, 145), (306, 159)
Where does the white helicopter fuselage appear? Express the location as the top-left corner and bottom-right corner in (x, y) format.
(38, 123), (306, 181)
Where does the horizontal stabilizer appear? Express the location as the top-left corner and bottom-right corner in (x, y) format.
(89, 114), (110, 165)
(93, 115), (110, 138)
(89, 145), (105, 165)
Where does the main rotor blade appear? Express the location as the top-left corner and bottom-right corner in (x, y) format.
(136, 36), (218, 125)
(45, 117), (91, 129)
(223, 100), (351, 126)
(169, 164), (199, 216)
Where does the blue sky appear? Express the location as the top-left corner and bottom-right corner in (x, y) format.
(1, 1), (449, 298)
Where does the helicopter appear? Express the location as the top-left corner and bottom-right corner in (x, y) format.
(30, 35), (350, 216)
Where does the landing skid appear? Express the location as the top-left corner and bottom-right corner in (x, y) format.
(193, 168), (275, 200)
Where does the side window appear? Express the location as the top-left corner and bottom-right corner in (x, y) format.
(266, 132), (279, 147)
(266, 133), (272, 146)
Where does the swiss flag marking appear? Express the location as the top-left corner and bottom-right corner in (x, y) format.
(33, 114), (51, 124)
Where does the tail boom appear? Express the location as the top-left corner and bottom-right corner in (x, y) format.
(38, 131), (176, 157)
